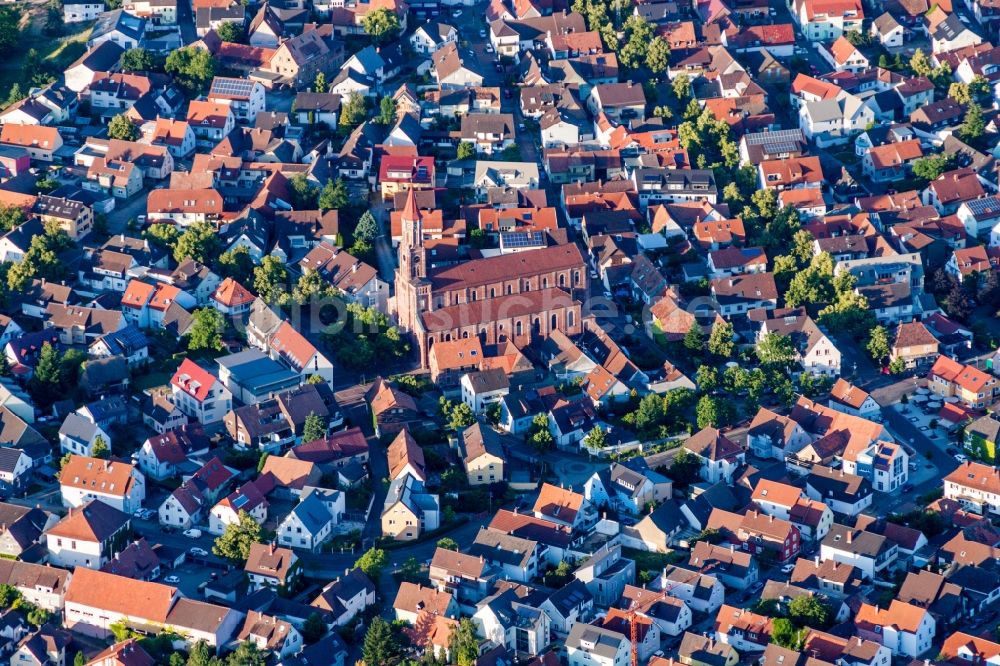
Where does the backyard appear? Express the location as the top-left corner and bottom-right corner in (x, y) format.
(0, 12), (93, 106)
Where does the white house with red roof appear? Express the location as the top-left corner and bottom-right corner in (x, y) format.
(268, 320), (334, 385)
(170, 358), (233, 424)
(211, 277), (256, 316)
(121, 279), (197, 329)
(209, 477), (271, 535)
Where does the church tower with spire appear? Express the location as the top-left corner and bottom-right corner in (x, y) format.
(394, 188), (431, 337)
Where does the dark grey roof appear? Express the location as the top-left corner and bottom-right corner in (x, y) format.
(0, 447), (24, 474)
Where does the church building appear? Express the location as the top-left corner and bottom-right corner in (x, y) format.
(392, 190), (588, 367)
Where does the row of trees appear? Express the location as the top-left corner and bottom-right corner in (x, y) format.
(571, 0), (670, 72)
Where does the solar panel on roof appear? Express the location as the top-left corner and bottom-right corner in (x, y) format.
(209, 77), (255, 98)
(500, 231), (545, 249)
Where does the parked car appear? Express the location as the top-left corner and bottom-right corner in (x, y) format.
(183, 528), (202, 539)
(189, 547), (208, 557)
(781, 563), (795, 574)
(946, 446), (959, 456)
(901, 483), (914, 493)
(955, 453), (968, 463)
(164, 575), (180, 584)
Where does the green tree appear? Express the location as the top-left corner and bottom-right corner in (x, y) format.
(398, 556), (422, 583)
(378, 96), (397, 124)
(866, 325), (891, 363)
(683, 322), (703, 353)
(302, 412), (327, 443)
(215, 20), (244, 43)
(313, 71), (328, 94)
(0, 204), (25, 232)
(449, 618), (481, 666)
(528, 413), (554, 451)
(4, 83), (25, 109)
(912, 154), (952, 182)
(696, 394), (722, 429)
(354, 547), (388, 580)
(120, 48), (155, 72)
(696, 365), (719, 393)
(186, 640), (221, 666)
(646, 36), (670, 74)
(583, 425), (607, 451)
(187, 307), (225, 352)
(354, 210), (379, 243)
(618, 15), (654, 69)
(216, 246), (254, 284)
(448, 401), (475, 430)
(293, 270), (337, 304)
(318, 178), (348, 211)
(164, 47), (217, 95)
(145, 222), (181, 250)
(29, 342), (62, 405)
(0, 583), (19, 608)
(757, 331), (797, 367)
(672, 73), (692, 100)
(437, 537), (459, 551)
(949, 82), (972, 104)
(212, 511), (261, 562)
(301, 612), (327, 644)
(909, 49), (932, 76)
(969, 75), (991, 104)
(707, 321), (734, 358)
(339, 93), (367, 130)
(667, 449), (703, 486)
(108, 114), (138, 141)
(772, 618), (803, 649)
(0, 6), (22, 55)
(91, 435), (109, 459)
(289, 173), (319, 209)
(74, 652), (85, 666)
(960, 103), (985, 142)
(362, 7), (400, 43)
(457, 141), (476, 160)
(889, 358), (906, 374)
(362, 616), (400, 666)
(788, 595), (830, 629)
(174, 221), (220, 264)
(226, 641), (265, 666)
(254, 255), (290, 305)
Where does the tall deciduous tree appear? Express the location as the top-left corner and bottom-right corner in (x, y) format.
(253, 255), (290, 306)
(187, 308), (225, 351)
(211, 510), (261, 562)
(108, 114), (138, 141)
(165, 47), (216, 95)
(362, 8), (400, 43)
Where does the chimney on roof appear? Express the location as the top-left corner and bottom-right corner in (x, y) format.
(846, 530), (853, 544)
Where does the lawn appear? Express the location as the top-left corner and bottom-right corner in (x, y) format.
(133, 371), (173, 393)
(0, 20), (93, 103)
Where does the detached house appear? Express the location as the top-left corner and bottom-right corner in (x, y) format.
(45, 500), (130, 570)
(855, 600), (935, 657)
(170, 359), (233, 425)
(60, 455), (145, 514)
(683, 428), (745, 484)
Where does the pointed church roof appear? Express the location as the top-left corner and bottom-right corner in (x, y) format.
(401, 186), (420, 225)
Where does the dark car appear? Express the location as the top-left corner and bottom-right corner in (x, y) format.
(946, 446), (959, 455)
(901, 483), (914, 493)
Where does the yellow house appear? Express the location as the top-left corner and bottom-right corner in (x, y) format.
(460, 423), (505, 486)
(381, 473), (441, 541)
(382, 500), (421, 541)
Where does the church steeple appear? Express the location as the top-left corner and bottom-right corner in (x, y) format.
(398, 188), (426, 281)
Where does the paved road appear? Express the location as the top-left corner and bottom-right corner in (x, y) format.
(177, 0), (196, 45)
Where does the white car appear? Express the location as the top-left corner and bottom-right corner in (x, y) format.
(164, 575), (180, 584)
(955, 453), (968, 463)
(189, 547), (208, 557)
(183, 528), (202, 539)
(781, 563), (795, 574)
